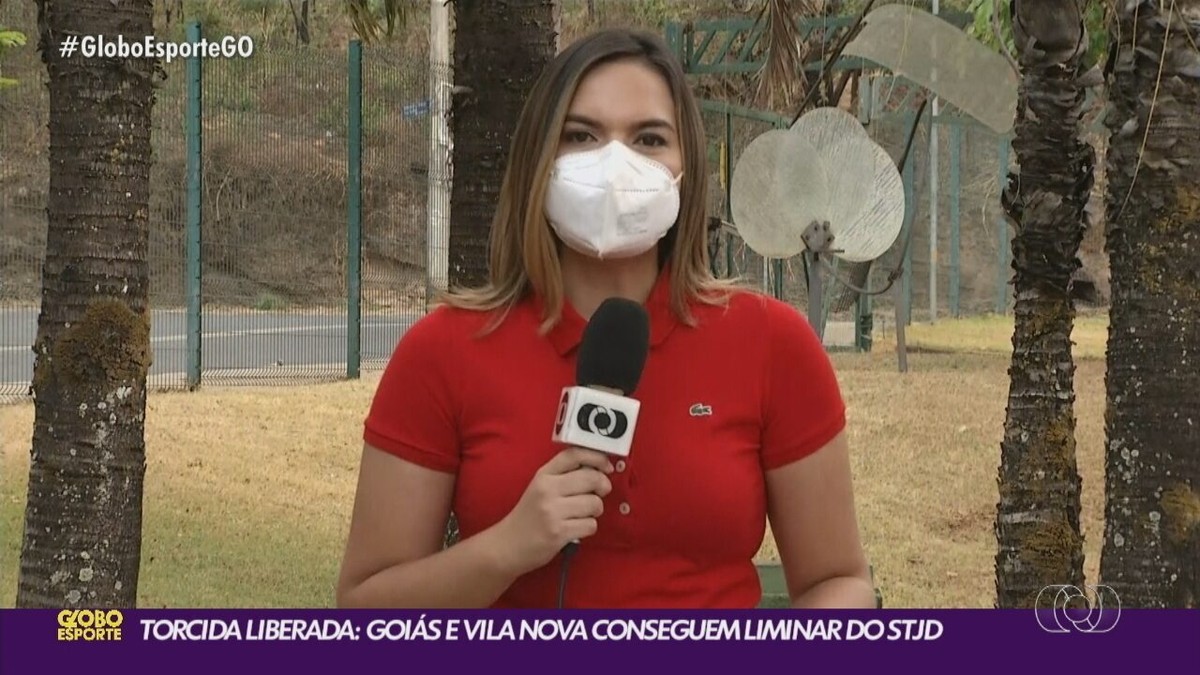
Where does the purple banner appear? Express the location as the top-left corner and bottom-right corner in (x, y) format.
(2, 609), (1197, 674)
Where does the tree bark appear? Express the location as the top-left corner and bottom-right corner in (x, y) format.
(1100, 0), (1200, 609)
(17, 0), (156, 608)
(447, 0), (560, 290)
(442, 0), (559, 546)
(994, 0), (1092, 609)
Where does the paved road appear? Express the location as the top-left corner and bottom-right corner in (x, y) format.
(0, 307), (419, 393)
(2, 306), (856, 397)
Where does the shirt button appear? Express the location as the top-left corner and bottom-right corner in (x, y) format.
(615, 460), (627, 473)
(618, 502), (631, 515)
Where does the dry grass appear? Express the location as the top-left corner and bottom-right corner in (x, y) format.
(872, 311), (1110, 360)
(0, 318), (1108, 608)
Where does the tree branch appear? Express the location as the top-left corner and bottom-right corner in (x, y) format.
(994, 0), (1019, 75)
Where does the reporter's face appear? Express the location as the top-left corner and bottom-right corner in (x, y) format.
(556, 58), (683, 179)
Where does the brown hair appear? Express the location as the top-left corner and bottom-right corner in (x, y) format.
(438, 27), (739, 332)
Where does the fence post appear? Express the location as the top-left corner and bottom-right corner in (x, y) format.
(856, 73), (874, 351)
(901, 112), (915, 327)
(928, 115), (939, 323)
(185, 21), (203, 390)
(995, 137), (1011, 315)
(427, 0), (452, 304)
(347, 40), (363, 379)
(723, 110), (733, 277)
(856, 277), (873, 352)
(949, 123), (962, 317)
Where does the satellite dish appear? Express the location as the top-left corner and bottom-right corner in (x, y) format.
(728, 106), (908, 343)
(742, 105), (905, 264)
(789, 105), (870, 141)
(729, 128), (831, 259)
(833, 142), (905, 263)
(790, 108), (881, 246)
(842, 3), (1019, 135)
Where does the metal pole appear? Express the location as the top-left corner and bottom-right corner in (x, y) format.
(347, 40), (363, 379)
(902, 113), (916, 327)
(856, 74), (874, 351)
(949, 123), (962, 316)
(724, 110), (733, 277)
(996, 137), (1011, 314)
(427, 0), (451, 305)
(895, 272), (909, 373)
(806, 252), (825, 343)
(896, 110), (917, 371)
(929, 0), (940, 323)
(185, 21), (203, 390)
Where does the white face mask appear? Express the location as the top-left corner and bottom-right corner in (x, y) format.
(543, 140), (683, 260)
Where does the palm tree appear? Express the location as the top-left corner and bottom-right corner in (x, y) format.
(992, 0), (1093, 610)
(1099, 0), (1200, 609)
(348, 0), (560, 547)
(446, 0), (561, 288)
(0, 24), (26, 87)
(17, 0), (157, 607)
(750, 1), (1092, 608)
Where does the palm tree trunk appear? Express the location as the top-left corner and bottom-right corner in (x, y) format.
(17, 0), (156, 608)
(1100, 0), (1200, 609)
(442, 0), (559, 547)
(447, 0), (560, 289)
(994, 0), (1092, 609)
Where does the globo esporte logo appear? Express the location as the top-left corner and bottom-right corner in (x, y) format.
(57, 609), (124, 641)
(1034, 585), (1120, 633)
(577, 403), (629, 439)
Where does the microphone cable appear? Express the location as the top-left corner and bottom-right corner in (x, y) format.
(556, 541), (579, 609)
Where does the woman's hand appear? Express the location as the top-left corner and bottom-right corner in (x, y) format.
(494, 447), (614, 576)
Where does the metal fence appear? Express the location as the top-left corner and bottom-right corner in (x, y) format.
(1, 11), (445, 398)
(1, 7), (1096, 399)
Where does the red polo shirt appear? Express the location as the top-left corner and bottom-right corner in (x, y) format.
(363, 267), (846, 608)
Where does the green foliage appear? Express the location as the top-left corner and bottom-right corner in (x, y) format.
(966, 0), (1016, 56)
(0, 25), (27, 88)
(627, 0), (687, 26)
(345, 0), (407, 43)
(966, 0), (1109, 69)
(1081, 0), (1108, 67)
(238, 0), (275, 13)
(253, 292), (288, 311)
(186, 1), (232, 40)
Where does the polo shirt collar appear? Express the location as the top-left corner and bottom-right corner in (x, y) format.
(539, 264), (678, 356)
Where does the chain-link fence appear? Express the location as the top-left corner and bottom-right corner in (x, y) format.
(863, 74), (1014, 322)
(1, 4), (442, 398)
(1, 3), (1095, 397)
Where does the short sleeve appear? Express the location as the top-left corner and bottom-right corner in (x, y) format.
(363, 308), (461, 473)
(760, 299), (847, 470)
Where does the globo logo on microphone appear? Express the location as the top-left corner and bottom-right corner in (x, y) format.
(552, 386), (640, 457)
(577, 403), (629, 439)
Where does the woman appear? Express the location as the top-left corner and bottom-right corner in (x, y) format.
(336, 27), (875, 609)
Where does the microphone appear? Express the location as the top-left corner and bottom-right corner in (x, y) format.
(549, 296), (650, 609)
(551, 297), (651, 457)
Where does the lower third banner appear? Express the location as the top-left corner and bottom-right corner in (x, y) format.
(2, 608), (1197, 674)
